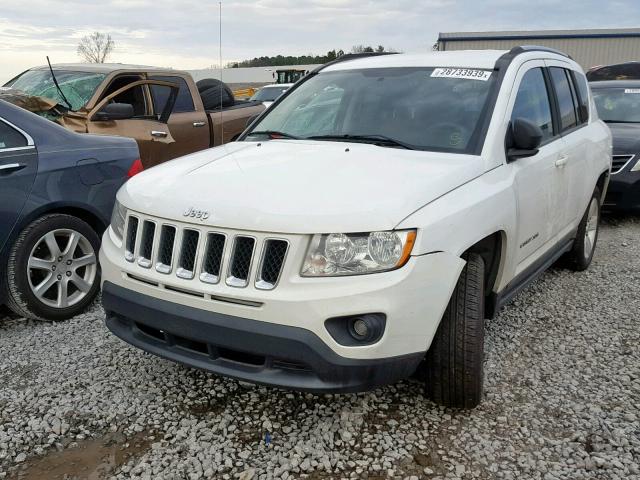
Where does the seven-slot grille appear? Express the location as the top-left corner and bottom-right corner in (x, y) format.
(124, 215), (288, 290)
(612, 154), (634, 174)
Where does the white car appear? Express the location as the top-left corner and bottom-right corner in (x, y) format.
(100, 48), (611, 408)
(249, 83), (293, 108)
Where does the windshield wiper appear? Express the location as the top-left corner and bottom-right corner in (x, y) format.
(248, 130), (300, 139)
(603, 120), (640, 124)
(46, 56), (73, 111)
(307, 134), (416, 150)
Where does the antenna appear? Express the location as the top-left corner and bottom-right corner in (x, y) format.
(219, 1), (224, 143)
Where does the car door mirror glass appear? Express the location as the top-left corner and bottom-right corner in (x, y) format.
(94, 103), (135, 121)
(507, 118), (543, 161)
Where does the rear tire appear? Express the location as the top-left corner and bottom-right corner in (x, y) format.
(3, 214), (101, 321)
(565, 187), (601, 271)
(423, 253), (485, 408)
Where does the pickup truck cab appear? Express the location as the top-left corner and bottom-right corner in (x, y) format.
(3, 64), (264, 168)
(100, 48), (611, 407)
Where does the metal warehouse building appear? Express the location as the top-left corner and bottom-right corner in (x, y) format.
(437, 28), (640, 70)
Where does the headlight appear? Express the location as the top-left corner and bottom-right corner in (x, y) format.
(301, 230), (416, 277)
(110, 200), (126, 241)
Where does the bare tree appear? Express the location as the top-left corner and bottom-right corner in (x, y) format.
(77, 32), (115, 63)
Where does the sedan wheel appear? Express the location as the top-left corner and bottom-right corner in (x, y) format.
(27, 229), (97, 309)
(4, 214), (101, 321)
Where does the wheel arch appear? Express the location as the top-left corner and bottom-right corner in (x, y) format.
(462, 230), (506, 319)
(595, 169), (609, 203)
(20, 203), (108, 235)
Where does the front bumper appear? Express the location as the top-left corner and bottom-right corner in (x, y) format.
(103, 281), (423, 392)
(99, 217), (465, 392)
(604, 171), (640, 211)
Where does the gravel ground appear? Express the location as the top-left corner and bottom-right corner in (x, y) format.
(1, 215), (639, 480)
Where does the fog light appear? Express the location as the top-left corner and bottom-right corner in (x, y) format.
(352, 319), (369, 338)
(325, 313), (386, 346)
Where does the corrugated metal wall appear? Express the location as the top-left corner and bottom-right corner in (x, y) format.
(439, 37), (640, 70)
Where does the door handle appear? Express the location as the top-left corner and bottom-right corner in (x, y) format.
(0, 163), (26, 173)
(555, 155), (569, 168)
(192, 121), (206, 127)
(151, 131), (168, 138)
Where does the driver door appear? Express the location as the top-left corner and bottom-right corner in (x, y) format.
(87, 80), (178, 169)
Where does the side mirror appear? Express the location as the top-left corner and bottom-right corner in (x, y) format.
(507, 118), (543, 161)
(93, 103), (134, 121)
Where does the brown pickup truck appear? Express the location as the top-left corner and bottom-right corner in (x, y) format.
(2, 64), (265, 168)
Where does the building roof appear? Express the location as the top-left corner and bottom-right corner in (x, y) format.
(439, 28), (640, 42)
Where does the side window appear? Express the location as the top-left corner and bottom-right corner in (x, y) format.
(0, 121), (28, 149)
(511, 68), (554, 142)
(102, 76), (148, 118)
(570, 71), (590, 124)
(549, 67), (578, 131)
(149, 76), (195, 114)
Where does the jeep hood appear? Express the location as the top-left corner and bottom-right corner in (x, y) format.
(120, 140), (484, 234)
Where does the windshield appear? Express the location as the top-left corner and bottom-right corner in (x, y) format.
(245, 67), (496, 152)
(6, 70), (106, 111)
(593, 87), (640, 123)
(251, 86), (289, 102)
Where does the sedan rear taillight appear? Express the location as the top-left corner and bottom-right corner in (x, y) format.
(127, 159), (144, 178)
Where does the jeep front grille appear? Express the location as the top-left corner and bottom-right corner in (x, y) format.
(156, 225), (176, 274)
(227, 236), (256, 287)
(138, 221), (156, 268)
(256, 239), (288, 290)
(123, 214), (289, 291)
(125, 217), (139, 262)
(200, 233), (226, 284)
(177, 229), (200, 279)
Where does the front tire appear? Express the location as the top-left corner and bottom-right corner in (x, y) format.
(4, 214), (101, 321)
(566, 187), (601, 271)
(423, 253), (485, 408)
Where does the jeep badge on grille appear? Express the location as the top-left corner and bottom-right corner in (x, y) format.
(183, 207), (210, 221)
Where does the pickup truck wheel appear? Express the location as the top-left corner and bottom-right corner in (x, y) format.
(566, 187), (601, 271)
(423, 253), (485, 408)
(4, 214), (101, 321)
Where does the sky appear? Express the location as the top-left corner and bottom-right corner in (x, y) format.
(1, 0), (640, 83)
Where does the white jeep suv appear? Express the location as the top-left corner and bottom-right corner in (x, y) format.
(100, 48), (611, 408)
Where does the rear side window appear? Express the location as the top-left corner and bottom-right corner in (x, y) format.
(571, 71), (590, 123)
(149, 76), (195, 113)
(549, 67), (578, 131)
(0, 121), (28, 149)
(511, 68), (554, 142)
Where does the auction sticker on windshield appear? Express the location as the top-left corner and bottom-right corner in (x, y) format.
(431, 68), (492, 81)
(624, 88), (640, 94)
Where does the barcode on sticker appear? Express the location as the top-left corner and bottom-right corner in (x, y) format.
(431, 68), (492, 81)
(624, 88), (640, 94)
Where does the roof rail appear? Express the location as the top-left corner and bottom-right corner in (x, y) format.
(313, 52), (399, 73)
(508, 45), (573, 59)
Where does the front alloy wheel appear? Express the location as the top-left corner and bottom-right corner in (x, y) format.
(27, 229), (97, 309)
(4, 214), (101, 321)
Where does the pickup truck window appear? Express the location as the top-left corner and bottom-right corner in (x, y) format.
(149, 76), (195, 113)
(7, 70), (106, 111)
(246, 67), (496, 153)
(511, 68), (554, 141)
